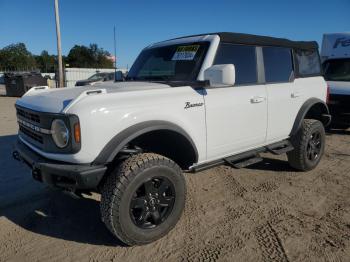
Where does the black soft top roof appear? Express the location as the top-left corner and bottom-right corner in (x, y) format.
(169, 32), (318, 50)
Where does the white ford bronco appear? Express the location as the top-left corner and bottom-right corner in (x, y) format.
(13, 32), (331, 245)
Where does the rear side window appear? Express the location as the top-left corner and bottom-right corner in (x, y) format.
(214, 43), (257, 85)
(295, 49), (321, 76)
(263, 47), (293, 83)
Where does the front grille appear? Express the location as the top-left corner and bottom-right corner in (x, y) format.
(17, 108), (40, 123)
(19, 126), (43, 144)
(15, 105), (80, 154)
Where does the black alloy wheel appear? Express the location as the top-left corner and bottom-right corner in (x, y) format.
(306, 131), (322, 162)
(130, 177), (175, 229)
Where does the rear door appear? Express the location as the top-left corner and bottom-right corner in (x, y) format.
(205, 43), (268, 160)
(262, 46), (297, 143)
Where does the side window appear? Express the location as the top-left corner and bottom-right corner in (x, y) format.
(214, 43), (257, 85)
(263, 47), (293, 83)
(295, 49), (321, 76)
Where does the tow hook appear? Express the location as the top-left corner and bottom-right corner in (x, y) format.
(13, 151), (21, 161)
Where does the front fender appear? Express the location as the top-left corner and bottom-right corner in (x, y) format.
(93, 120), (199, 165)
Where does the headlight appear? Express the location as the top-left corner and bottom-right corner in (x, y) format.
(51, 119), (69, 148)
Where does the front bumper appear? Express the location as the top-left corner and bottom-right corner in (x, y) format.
(13, 139), (107, 190)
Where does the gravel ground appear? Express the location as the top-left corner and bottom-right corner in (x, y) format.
(1, 96), (350, 262)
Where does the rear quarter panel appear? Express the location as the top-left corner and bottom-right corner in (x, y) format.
(292, 76), (328, 125)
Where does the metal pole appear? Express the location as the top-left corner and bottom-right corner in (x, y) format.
(113, 26), (117, 80)
(54, 0), (64, 87)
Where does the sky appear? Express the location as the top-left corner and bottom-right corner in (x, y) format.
(0, 0), (349, 69)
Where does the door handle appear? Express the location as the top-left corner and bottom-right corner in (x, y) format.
(250, 96), (266, 104)
(291, 92), (301, 98)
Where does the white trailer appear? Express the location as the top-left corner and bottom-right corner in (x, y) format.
(321, 33), (350, 61)
(321, 33), (350, 125)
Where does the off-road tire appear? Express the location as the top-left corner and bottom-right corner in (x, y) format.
(287, 119), (325, 171)
(100, 153), (186, 246)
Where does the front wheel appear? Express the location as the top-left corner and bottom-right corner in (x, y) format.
(100, 153), (186, 246)
(287, 119), (326, 171)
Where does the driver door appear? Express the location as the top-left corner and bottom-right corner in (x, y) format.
(204, 43), (267, 160)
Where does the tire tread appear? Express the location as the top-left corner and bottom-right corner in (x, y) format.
(287, 119), (325, 171)
(100, 153), (183, 246)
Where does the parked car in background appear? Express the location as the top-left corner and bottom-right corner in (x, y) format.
(75, 72), (114, 86)
(321, 33), (350, 126)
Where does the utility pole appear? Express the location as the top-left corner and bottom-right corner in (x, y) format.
(113, 26), (117, 80)
(54, 0), (64, 87)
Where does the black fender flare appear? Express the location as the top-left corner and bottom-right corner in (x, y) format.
(93, 120), (199, 165)
(289, 98), (331, 137)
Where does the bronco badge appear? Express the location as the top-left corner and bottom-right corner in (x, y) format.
(184, 102), (204, 109)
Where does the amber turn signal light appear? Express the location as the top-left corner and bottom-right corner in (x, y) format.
(74, 123), (81, 143)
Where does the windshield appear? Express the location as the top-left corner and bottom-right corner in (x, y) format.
(323, 58), (350, 82)
(127, 42), (209, 81)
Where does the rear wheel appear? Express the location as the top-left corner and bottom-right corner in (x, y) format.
(100, 153), (186, 246)
(287, 119), (325, 171)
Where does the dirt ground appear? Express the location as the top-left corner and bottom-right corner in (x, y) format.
(1, 96), (350, 262)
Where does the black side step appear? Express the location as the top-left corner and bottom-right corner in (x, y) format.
(190, 140), (293, 173)
(266, 140), (294, 155)
(224, 153), (263, 169)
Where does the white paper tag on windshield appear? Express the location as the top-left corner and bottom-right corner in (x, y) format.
(172, 45), (199, 61)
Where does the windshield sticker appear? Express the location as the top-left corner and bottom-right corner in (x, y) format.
(172, 45), (199, 61)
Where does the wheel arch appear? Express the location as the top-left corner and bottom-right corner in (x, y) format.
(290, 98), (331, 137)
(93, 120), (199, 169)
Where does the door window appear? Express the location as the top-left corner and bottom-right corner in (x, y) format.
(263, 47), (293, 83)
(214, 43), (257, 85)
(295, 49), (321, 76)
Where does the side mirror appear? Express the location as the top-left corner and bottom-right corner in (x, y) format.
(204, 64), (235, 87)
(115, 71), (124, 82)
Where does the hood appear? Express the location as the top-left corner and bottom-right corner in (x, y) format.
(327, 80), (350, 95)
(16, 81), (171, 113)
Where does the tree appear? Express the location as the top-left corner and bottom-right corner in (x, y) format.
(0, 43), (37, 71)
(66, 44), (113, 68)
(35, 50), (57, 73)
(0, 42), (113, 72)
